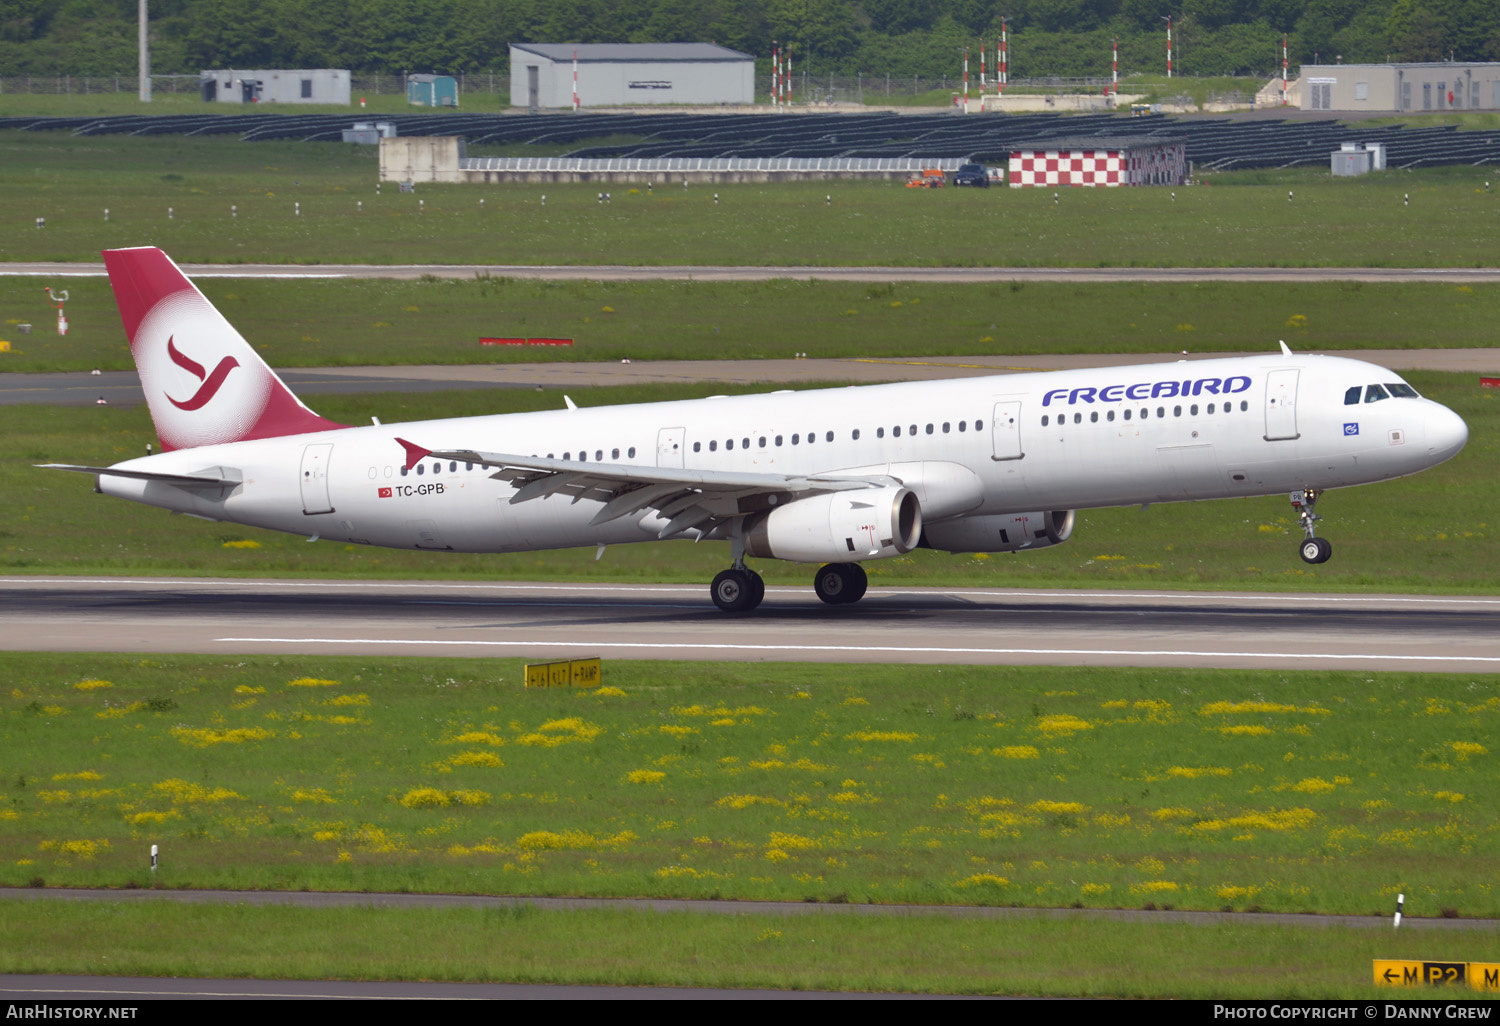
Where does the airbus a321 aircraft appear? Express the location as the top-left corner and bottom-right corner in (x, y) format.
(44, 248), (1469, 613)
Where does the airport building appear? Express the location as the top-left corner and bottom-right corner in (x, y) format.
(508, 43), (754, 109)
(1300, 62), (1500, 112)
(200, 69), (350, 105)
(1008, 137), (1186, 188)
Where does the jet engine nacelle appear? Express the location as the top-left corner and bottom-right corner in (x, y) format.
(745, 485), (922, 563)
(920, 509), (1075, 554)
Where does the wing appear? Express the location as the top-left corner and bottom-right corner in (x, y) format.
(396, 438), (894, 540)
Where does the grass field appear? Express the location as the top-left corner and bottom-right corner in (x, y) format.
(9, 373), (1496, 592)
(2, 899), (1491, 998)
(3, 654), (1498, 923)
(4, 130), (1500, 268)
(7, 274), (1500, 373)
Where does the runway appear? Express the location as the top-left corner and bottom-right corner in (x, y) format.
(2, 577), (1496, 671)
(8, 261), (1500, 283)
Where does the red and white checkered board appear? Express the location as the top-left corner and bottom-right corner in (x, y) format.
(1007, 150), (1123, 187)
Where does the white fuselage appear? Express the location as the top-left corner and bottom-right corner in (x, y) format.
(97, 353), (1468, 555)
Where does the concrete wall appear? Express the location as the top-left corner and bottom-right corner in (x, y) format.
(980, 93), (1137, 113)
(379, 136), (467, 183)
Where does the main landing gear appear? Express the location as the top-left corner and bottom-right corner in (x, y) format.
(709, 562), (871, 612)
(1290, 488), (1333, 564)
(813, 562), (868, 605)
(710, 564), (765, 613)
(709, 524), (872, 612)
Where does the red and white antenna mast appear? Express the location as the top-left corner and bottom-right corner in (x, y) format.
(572, 47), (580, 111)
(1165, 17), (1173, 79)
(980, 38), (986, 96)
(771, 42), (779, 109)
(783, 43), (791, 107)
(963, 46), (969, 112)
(1112, 36), (1118, 96)
(1282, 34), (1289, 106)
(1000, 19), (1008, 94)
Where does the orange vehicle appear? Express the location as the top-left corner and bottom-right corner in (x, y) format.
(904, 168), (946, 188)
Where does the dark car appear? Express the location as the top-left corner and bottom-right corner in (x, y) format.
(950, 163), (990, 188)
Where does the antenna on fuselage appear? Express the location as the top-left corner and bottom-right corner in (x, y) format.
(564, 395), (578, 410)
(1278, 340), (1293, 356)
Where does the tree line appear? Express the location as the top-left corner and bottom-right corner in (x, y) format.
(3, 1), (1497, 81)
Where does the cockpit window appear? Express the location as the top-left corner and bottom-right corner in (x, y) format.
(1344, 386), (1362, 406)
(1364, 384), (1390, 403)
(1386, 383), (1420, 398)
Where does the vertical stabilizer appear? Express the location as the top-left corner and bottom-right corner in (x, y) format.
(102, 247), (344, 451)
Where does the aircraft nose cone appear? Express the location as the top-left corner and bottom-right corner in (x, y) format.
(1427, 404), (1468, 463)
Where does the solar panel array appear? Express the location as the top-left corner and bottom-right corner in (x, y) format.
(2, 111), (1498, 170)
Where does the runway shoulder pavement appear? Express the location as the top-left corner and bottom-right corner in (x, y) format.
(1, 577), (1496, 672)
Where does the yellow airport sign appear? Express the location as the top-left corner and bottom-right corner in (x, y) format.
(524, 657), (602, 688)
(1374, 960), (1500, 990)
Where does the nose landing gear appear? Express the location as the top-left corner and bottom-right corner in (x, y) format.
(1291, 488), (1333, 564)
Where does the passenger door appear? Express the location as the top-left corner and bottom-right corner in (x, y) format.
(1264, 369), (1300, 441)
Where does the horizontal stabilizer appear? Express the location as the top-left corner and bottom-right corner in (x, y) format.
(38, 464), (243, 489)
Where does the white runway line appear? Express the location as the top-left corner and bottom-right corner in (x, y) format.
(216, 637), (1500, 663)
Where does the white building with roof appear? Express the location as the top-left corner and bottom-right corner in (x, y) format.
(509, 43), (754, 109)
(1300, 62), (1500, 112)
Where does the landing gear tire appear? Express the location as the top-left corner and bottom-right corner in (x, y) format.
(842, 563), (868, 604)
(744, 568), (765, 608)
(813, 563), (867, 606)
(711, 568), (763, 613)
(1290, 489), (1333, 566)
(1299, 537), (1332, 565)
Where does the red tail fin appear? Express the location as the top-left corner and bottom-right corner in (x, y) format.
(103, 247), (344, 451)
